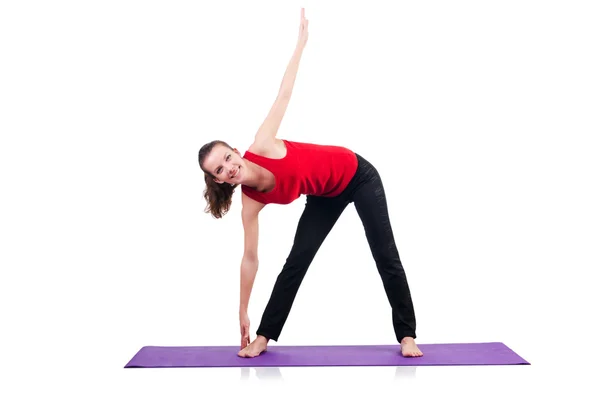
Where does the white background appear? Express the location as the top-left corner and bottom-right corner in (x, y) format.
(1, 0), (599, 396)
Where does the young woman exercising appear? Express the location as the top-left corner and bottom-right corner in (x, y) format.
(198, 8), (423, 358)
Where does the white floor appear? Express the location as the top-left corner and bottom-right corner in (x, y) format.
(9, 357), (592, 397)
(4, 338), (596, 397)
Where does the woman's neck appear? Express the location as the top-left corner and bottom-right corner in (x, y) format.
(243, 160), (273, 192)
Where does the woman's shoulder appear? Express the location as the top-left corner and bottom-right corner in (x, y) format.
(246, 138), (288, 159)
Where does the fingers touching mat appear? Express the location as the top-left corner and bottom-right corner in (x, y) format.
(124, 342), (529, 368)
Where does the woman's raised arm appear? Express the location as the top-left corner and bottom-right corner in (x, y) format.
(254, 8), (309, 145)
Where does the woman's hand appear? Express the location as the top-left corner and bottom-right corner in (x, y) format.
(239, 311), (251, 349)
(297, 8), (309, 49)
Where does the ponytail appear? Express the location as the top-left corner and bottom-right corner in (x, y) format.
(202, 172), (237, 219)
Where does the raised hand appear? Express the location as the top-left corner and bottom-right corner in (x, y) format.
(297, 8), (309, 48)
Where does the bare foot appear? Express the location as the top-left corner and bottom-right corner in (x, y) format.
(238, 335), (268, 358)
(401, 337), (423, 357)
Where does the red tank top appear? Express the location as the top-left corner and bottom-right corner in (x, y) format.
(241, 140), (358, 205)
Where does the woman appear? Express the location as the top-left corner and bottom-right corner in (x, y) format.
(198, 8), (423, 358)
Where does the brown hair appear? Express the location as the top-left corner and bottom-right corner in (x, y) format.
(198, 140), (238, 219)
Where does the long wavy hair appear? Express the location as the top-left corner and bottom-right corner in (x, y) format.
(198, 140), (238, 219)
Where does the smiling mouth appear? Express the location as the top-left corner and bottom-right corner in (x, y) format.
(230, 165), (240, 179)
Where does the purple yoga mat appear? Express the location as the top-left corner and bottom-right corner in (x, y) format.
(124, 342), (529, 368)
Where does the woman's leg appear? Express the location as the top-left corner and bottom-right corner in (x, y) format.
(256, 195), (349, 342)
(351, 162), (418, 345)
